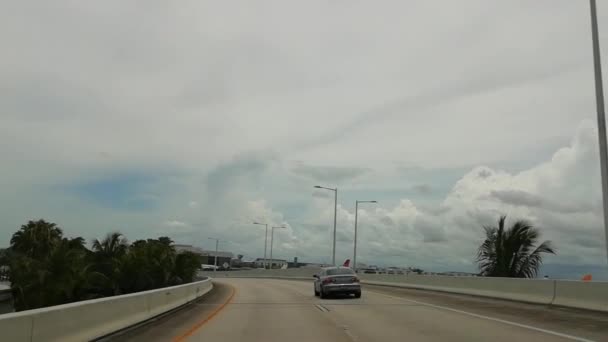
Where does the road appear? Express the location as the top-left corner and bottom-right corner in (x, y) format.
(111, 278), (608, 342)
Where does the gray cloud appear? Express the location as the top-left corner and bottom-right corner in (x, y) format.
(379, 215), (395, 226)
(1, 1), (607, 277)
(489, 189), (592, 214)
(289, 163), (370, 183)
(410, 184), (433, 195)
(311, 190), (332, 199)
(415, 218), (448, 243)
(205, 151), (276, 200)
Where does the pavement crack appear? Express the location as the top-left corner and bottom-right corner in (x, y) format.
(341, 325), (358, 341)
(314, 304), (330, 312)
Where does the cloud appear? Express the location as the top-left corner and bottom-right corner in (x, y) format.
(165, 220), (188, 228)
(311, 190), (332, 199)
(488, 189), (592, 213)
(1, 1), (606, 278)
(410, 184), (433, 195)
(289, 163), (370, 183)
(58, 171), (164, 211)
(205, 151), (277, 201)
(293, 120), (604, 271)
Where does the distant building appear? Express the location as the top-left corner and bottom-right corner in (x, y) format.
(174, 244), (234, 268)
(254, 258), (287, 269)
(440, 271), (478, 277)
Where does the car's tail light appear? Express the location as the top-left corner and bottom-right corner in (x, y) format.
(352, 277), (359, 283)
(322, 278), (334, 284)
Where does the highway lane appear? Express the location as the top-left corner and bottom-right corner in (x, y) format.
(112, 278), (608, 342)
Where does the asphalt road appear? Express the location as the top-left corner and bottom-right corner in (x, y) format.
(111, 278), (608, 342)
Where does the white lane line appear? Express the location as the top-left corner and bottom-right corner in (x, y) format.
(367, 290), (595, 342)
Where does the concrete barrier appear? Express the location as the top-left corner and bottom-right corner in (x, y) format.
(553, 280), (608, 313)
(207, 269), (608, 312)
(199, 268), (321, 279)
(362, 274), (556, 305)
(0, 278), (213, 342)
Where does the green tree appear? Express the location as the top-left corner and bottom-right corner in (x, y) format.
(477, 216), (555, 278)
(120, 238), (177, 292)
(10, 220), (63, 259)
(173, 252), (201, 283)
(7, 220), (202, 311)
(8, 223), (96, 311)
(91, 232), (129, 296)
(0, 248), (9, 265)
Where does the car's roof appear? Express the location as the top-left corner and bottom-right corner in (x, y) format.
(322, 266), (351, 270)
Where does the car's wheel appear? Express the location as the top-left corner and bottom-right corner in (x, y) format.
(354, 291), (361, 298)
(314, 288), (319, 296)
(320, 288), (328, 299)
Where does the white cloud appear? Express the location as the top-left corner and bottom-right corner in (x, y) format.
(1, 1), (607, 278)
(263, 120), (605, 271)
(165, 220), (188, 228)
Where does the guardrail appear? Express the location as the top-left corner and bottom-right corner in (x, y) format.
(202, 269), (608, 313)
(0, 278), (213, 342)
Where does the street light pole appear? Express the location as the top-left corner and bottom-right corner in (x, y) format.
(208, 237), (220, 272)
(353, 200), (377, 272)
(253, 222), (269, 269)
(314, 185), (338, 265)
(270, 226), (286, 269)
(590, 0), (608, 263)
(333, 189), (337, 266)
(354, 201), (358, 269)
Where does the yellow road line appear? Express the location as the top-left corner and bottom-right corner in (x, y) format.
(172, 284), (237, 342)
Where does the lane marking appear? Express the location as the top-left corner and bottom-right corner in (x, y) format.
(172, 285), (237, 342)
(367, 290), (595, 342)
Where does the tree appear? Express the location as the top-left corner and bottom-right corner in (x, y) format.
(10, 220), (63, 259)
(7, 220), (202, 311)
(173, 252), (201, 283)
(0, 248), (9, 281)
(8, 222), (97, 311)
(91, 232), (129, 296)
(0, 248), (11, 267)
(120, 238), (177, 292)
(477, 216), (555, 278)
(92, 232), (128, 257)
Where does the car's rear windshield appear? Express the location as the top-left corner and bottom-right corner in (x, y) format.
(326, 268), (355, 275)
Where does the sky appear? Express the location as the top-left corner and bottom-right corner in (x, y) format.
(2, 0), (608, 279)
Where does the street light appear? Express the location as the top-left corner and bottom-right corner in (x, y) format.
(207, 237), (220, 272)
(314, 185), (338, 265)
(589, 0), (608, 263)
(270, 226), (286, 269)
(353, 200), (377, 272)
(253, 222), (269, 269)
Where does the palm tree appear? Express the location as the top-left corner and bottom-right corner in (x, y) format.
(9, 235), (96, 310)
(172, 251), (201, 284)
(10, 220), (63, 260)
(92, 232), (128, 257)
(477, 216), (555, 278)
(91, 232), (128, 295)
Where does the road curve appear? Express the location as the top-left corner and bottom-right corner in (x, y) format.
(111, 278), (608, 342)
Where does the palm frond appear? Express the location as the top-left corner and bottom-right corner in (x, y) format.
(476, 216), (555, 278)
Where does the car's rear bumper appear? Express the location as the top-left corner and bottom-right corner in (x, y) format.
(322, 284), (361, 293)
